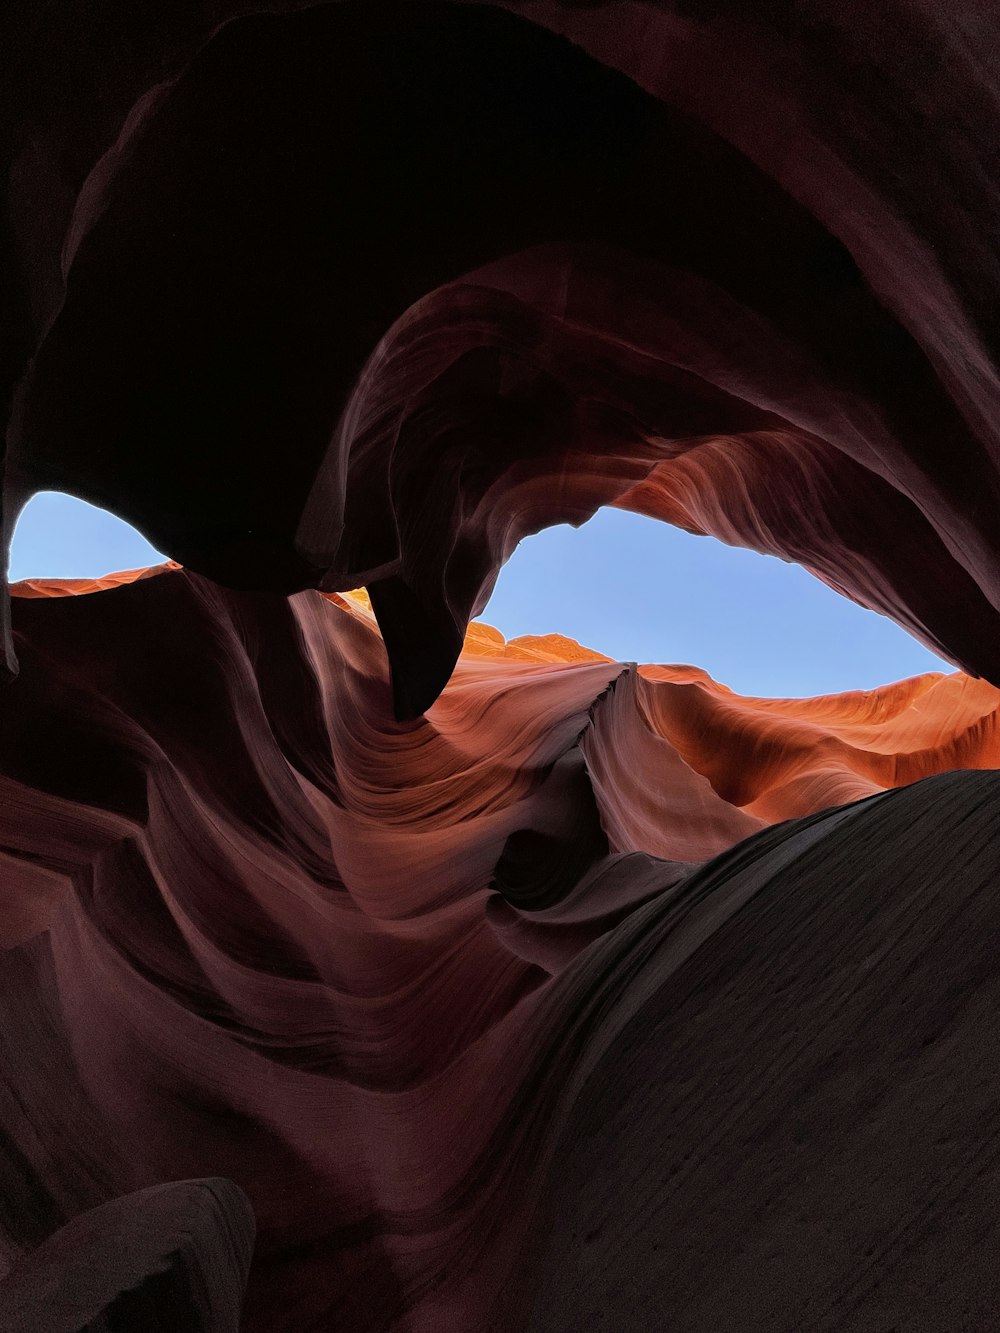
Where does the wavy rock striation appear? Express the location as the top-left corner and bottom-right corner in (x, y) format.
(0, 1179), (254, 1333)
(3, 2), (1000, 713)
(4, 569), (1000, 1329)
(4, 2), (1000, 1328)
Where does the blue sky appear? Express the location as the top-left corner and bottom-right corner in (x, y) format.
(9, 491), (950, 696)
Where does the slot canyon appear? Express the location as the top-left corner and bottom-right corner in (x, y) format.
(3, 3), (1000, 1329)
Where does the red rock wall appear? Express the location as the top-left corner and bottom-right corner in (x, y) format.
(4, 3), (1000, 1328)
(4, 569), (1000, 1329)
(4, 2), (1000, 714)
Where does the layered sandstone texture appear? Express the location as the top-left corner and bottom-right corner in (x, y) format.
(3, 570), (1000, 1330)
(4, 1), (1000, 1330)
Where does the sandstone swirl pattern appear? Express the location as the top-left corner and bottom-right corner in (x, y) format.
(5, 3), (1000, 712)
(3, 569), (1000, 1329)
(4, 1), (1000, 1328)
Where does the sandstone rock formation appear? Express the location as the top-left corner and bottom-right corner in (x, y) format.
(4, 568), (1000, 1329)
(4, 2), (1000, 713)
(4, 2), (1000, 1329)
(0, 1179), (254, 1333)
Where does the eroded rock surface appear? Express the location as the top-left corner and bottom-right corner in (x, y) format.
(3, 2), (1000, 712)
(4, 3), (1000, 1328)
(4, 570), (1000, 1329)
